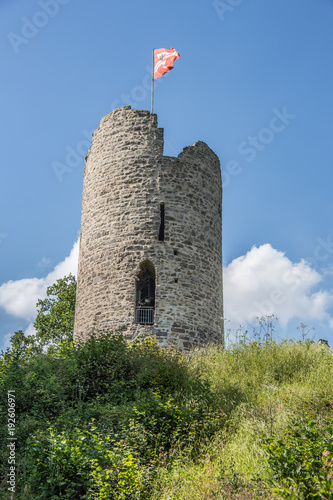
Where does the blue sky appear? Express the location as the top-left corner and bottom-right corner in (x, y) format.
(1, 0), (333, 349)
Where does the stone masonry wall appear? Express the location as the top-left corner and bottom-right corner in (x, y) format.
(73, 106), (223, 350)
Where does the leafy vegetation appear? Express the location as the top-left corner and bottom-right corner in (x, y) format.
(263, 418), (333, 499)
(33, 274), (76, 346)
(0, 276), (333, 499)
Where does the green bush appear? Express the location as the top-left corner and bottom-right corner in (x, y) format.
(263, 418), (333, 499)
(23, 426), (152, 499)
(0, 332), (226, 498)
(1, 323), (333, 499)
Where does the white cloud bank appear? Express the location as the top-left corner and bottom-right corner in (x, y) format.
(224, 243), (333, 328)
(0, 240), (333, 340)
(0, 239), (79, 322)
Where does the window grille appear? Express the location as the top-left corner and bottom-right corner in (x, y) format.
(136, 306), (154, 325)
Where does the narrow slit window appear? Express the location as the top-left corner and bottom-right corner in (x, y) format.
(158, 203), (165, 241)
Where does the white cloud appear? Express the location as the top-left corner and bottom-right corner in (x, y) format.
(1, 240), (333, 344)
(0, 239), (79, 322)
(25, 323), (37, 336)
(224, 243), (333, 328)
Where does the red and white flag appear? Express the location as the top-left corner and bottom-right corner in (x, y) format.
(154, 47), (180, 80)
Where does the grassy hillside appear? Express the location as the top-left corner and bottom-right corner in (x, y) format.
(0, 330), (332, 499)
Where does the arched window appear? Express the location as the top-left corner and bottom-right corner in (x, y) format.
(136, 261), (155, 325)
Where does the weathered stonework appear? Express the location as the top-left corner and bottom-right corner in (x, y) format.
(73, 106), (223, 350)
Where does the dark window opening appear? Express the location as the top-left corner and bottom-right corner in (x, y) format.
(174, 249), (178, 256)
(136, 260), (155, 325)
(174, 278), (179, 283)
(137, 278), (155, 307)
(158, 203), (165, 241)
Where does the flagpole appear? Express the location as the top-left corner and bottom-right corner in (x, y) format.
(151, 48), (154, 114)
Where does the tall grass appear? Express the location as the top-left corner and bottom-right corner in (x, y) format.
(151, 339), (333, 499)
(1, 332), (332, 499)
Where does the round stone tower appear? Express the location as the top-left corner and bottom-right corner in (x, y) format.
(73, 106), (223, 350)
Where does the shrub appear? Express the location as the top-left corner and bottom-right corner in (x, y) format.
(262, 418), (333, 499)
(22, 426), (153, 499)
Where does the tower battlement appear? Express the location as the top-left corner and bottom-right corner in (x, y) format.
(73, 106), (223, 350)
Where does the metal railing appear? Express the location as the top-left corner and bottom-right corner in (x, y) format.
(136, 307), (154, 325)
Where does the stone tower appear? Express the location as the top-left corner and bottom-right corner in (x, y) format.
(73, 106), (223, 350)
